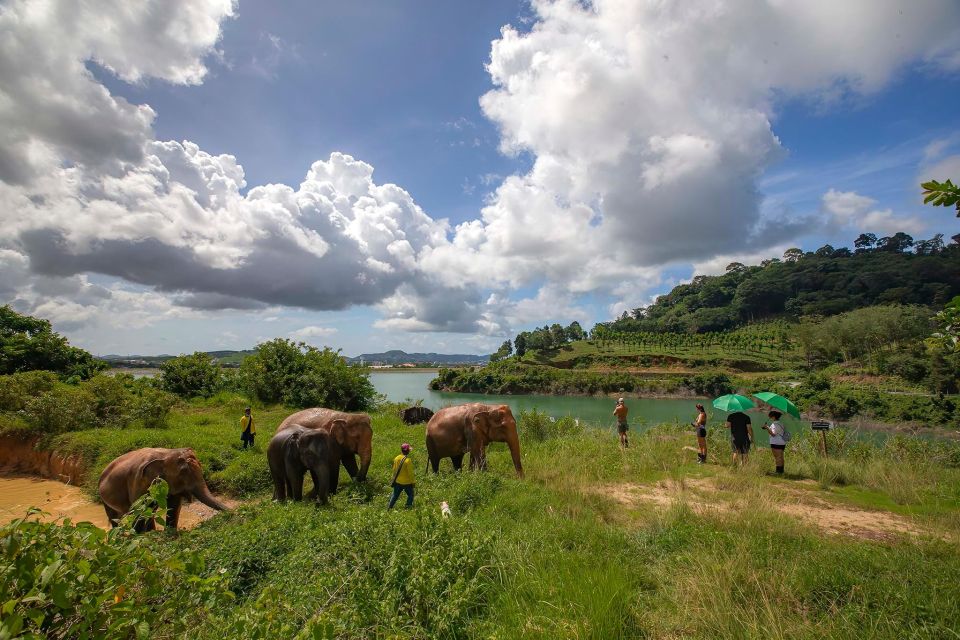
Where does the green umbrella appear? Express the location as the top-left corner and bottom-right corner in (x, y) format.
(752, 392), (801, 419)
(712, 394), (755, 412)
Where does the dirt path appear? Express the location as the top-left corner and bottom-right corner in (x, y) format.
(0, 475), (234, 530)
(595, 476), (933, 542)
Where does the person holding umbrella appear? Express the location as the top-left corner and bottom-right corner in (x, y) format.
(752, 392), (799, 476)
(712, 394), (756, 466)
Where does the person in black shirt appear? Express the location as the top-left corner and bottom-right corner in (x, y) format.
(726, 411), (753, 466)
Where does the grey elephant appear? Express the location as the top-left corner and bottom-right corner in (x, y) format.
(267, 423), (338, 504)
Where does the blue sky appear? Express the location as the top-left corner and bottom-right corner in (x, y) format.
(1, 0), (959, 356)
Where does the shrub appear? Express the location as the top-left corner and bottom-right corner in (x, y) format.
(22, 386), (97, 435)
(84, 374), (133, 428)
(518, 408), (584, 442)
(159, 352), (224, 398)
(0, 483), (232, 639)
(0, 370), (58, 411)
(681, 372), (734, 396)
(240, 339), (374, 410)
(130, 386), (177, 429)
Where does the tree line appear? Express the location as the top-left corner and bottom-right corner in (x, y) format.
(599, 231), (959, 335)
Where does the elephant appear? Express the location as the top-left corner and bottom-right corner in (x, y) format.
(267, 423), (336, 504)
(277, 408), (373, 494)
(401, 406), (434, 425)
(425, 403), (523, 477)
(97, 447), (227, 532)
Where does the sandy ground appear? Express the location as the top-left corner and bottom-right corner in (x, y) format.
(0, 475), (234, 530)
(595, 476), (932, 542)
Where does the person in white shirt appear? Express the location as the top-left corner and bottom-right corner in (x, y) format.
(762, 410), (787, 475)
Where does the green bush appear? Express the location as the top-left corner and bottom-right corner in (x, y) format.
(518, 408), (584, 442)
(0, 483), (232, 639)
(23, 385), (97, 435)
(159, 352), (224, 398)
(0, 370), (58, 411)
(681, 372), (734, 396)
(240, 339), (374, 410)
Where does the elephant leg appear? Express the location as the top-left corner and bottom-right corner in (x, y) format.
(306, 470), (320, 500)
(103, 504), (121, 528)
(289, 470), (305, 501)
(341, 454), (359, 480)
(165, 495), (182, 530)
(328, 464), (340, 495)
(451, 454), (465, 471)
(273, 476), (287, 501)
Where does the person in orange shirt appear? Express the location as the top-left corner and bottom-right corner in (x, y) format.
(614, 398), (629, 448)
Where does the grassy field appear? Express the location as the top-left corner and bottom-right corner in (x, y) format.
(26, 398), (959, 638)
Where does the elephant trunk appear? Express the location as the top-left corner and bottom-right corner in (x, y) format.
(194, 486), (228, 511)
(506, 429), (524, 478)
(357, 443), (371, 481)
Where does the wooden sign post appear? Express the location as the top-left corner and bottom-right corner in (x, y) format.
(811, 420), (832, 456)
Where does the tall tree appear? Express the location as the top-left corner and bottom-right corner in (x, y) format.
(854, 233), (877, 252)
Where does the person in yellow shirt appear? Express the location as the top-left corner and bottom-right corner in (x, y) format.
(388, 443), (414, 509)
(240, 407), (255, 449)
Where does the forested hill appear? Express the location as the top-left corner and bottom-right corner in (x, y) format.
(602, 233), (960, 334)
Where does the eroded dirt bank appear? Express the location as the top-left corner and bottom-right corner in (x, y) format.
(0, 436), (233, 530)
(0, 435), (85, 484)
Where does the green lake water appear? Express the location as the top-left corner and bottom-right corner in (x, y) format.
(371, 371), (803, 445)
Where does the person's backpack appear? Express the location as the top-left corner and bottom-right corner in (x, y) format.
(780, 424), (792, 442)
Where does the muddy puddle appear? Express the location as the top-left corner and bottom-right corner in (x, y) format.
(0, 475), (226, 530)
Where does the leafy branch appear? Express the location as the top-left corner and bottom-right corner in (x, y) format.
(921, 179), (960, 216)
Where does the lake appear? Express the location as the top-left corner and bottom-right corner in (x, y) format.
(370, 371), (800, 444)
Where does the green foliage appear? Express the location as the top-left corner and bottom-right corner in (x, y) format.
(2, 373), (176, 436)
(239, 339), (374, 410)
(159, 352), (224, 398)
(488, 339), (513, 363)
(184, 503), (495, 639)
(922, 178), (960, 216)
(0, 482), (232, 639)
(795, 304), (932, 368)
(0, 306), (108, 379)
(0, 370), (58, 411)
(927, 295), (960, 354)
(680, 372), (733, 396)
(517, 408), (584, 442)
(602, 238), (959, 333)
(431, 360), (684, 396)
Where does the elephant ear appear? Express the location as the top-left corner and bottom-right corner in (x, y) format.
(138, 458), (166, 484)
(330, 419), (349, 447)
(471, 411), (490, 439)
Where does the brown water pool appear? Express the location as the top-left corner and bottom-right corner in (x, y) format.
(0, 475), (226, 530)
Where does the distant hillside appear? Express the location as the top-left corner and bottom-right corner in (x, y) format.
(348, 350), (488, 365)
(599, 234), (959, 334)
(99, 350), (255, 368)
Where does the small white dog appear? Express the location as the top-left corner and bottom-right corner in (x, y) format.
(440, 501), (452, 518)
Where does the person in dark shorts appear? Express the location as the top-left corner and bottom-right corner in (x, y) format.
(725, 411), (753, 466)
(614, 398), (629, 448)
(762, 411), (788, 474)
(693, 404), (708, 463)
(239, 407), (255, 449)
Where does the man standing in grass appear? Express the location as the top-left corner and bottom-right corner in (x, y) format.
(614, 398), (629, 448)
(726, 410), (753, 466)
(388, 443), (415, 509)
(240, 407), (255, 449)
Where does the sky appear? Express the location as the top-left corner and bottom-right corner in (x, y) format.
(1, 0), (959, 357)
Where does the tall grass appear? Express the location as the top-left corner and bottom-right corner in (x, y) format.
(12, 400), (960, 638)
